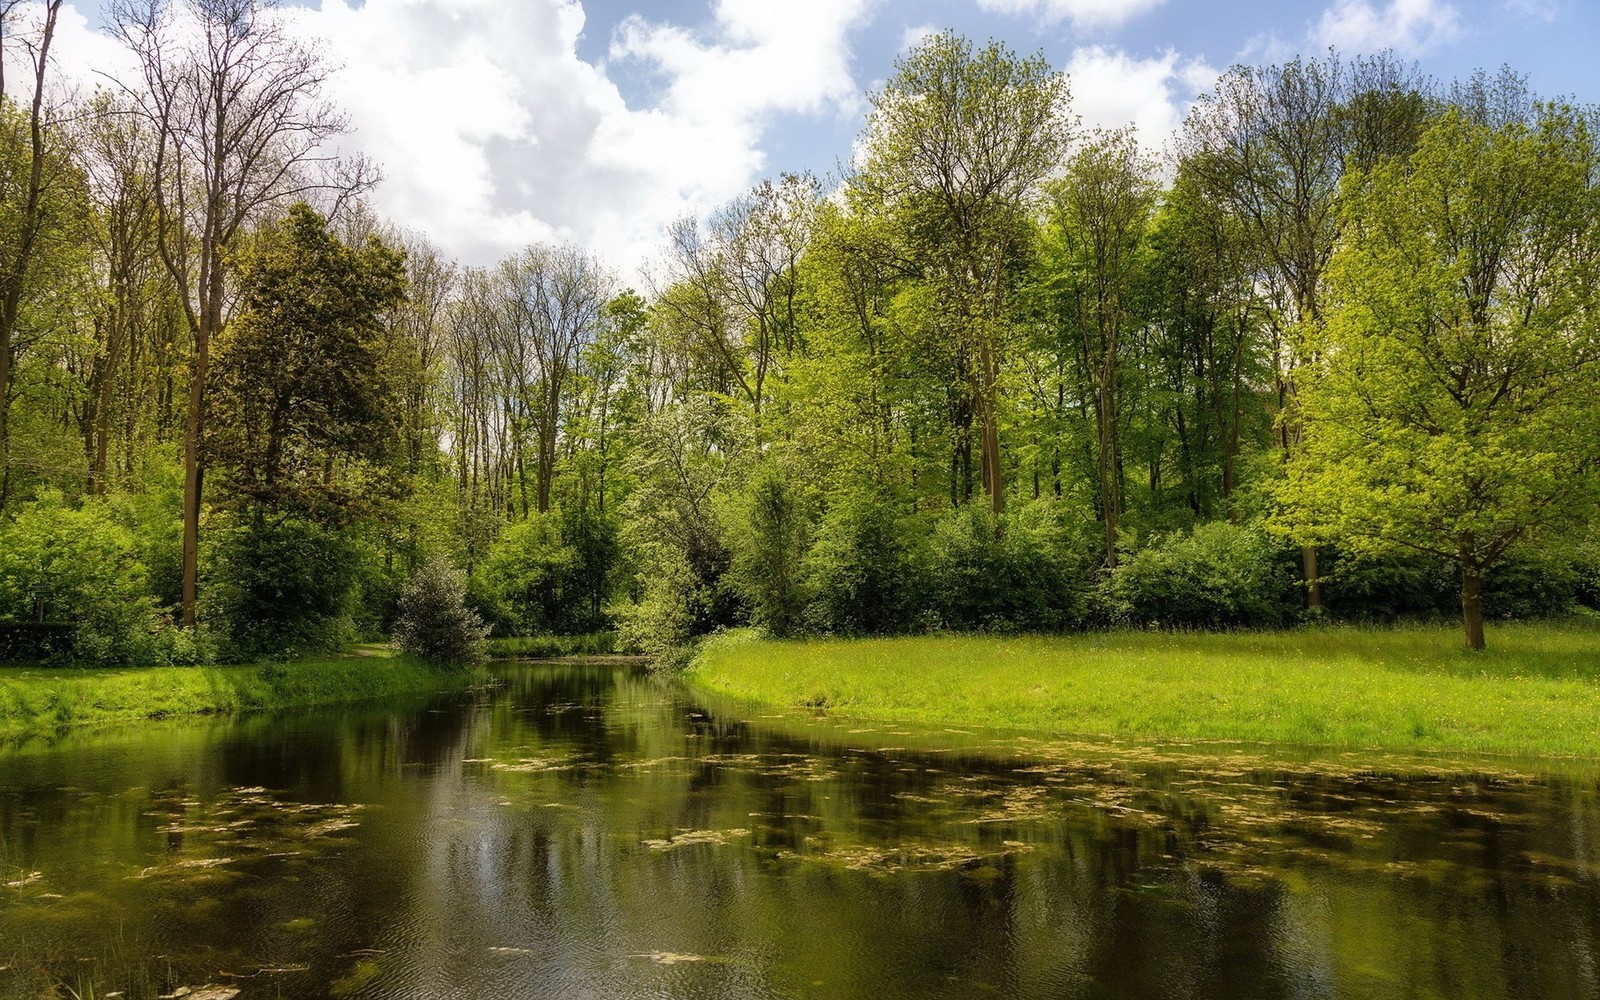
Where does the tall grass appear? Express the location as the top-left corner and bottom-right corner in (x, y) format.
(689, 621), (1600, 758)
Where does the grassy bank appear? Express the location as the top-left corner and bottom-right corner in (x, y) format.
(0, 648), (479, 741)
(688, 622), (1600, 759)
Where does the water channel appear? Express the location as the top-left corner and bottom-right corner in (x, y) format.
(0, 660), (1596, 998)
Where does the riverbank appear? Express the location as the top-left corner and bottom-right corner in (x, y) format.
(0, 648), (481, 741)
(688, 621), (1600, 759)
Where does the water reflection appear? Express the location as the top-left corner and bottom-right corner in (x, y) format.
(0, 662), (1595, 999)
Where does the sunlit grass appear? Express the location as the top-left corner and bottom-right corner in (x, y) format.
(0, 650), (478, 740)
(689, 620), (1600, 758)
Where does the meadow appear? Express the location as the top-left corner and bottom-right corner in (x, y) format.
(689, 621), (1600, 759)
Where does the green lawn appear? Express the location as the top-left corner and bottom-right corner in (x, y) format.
(0, 647), (478, 741)
(688, 621), (1600, 759)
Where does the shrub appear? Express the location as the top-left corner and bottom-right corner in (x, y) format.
(479, 513), (580, 635)
(1319, 550), (1458, 623)
(0, 493), (165, 664)
(615, 551), (703, 657)
(725, 464), (811, 636)
(1107, 522), (1296, 629)
(393, 559), (487, 666)
(1484, 548), (1583, 620)
(803, 491), (927, 635)
(204, 516), (364, 657)
(925, 501), (1099, 633)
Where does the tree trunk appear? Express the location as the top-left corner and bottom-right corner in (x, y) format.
(180, 322), (209, 626)
(1303, 546), (1322, 612)
(978, 334), (1003, 520)
(1461, 564), (1485, 651)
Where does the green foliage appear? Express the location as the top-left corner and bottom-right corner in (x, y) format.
(725, 464), (811, 636)
(1107, 522), (1296, 629)
(479, 513), (580, 635)
(208, 203), (408, 523)
(0, 493), (169, 664)
(1319, 551), (1459, 623)
(1275, 106), (1600, 644)
(616, 550), (715, 658)
(926, 502), (1099, 633)
(204, 516), (365, 657)
(393, 559), (487, 666)
(803, 491), (926, 635)
(484, 631), (618, 659)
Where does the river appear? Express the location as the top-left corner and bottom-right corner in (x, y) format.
(0, 660), (1596, 998)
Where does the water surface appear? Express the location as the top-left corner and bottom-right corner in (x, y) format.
(0, 661), (1596, 999)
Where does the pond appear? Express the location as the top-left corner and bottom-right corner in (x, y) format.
(0, 661), (1596, 999)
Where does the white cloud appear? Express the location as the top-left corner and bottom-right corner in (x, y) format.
(900, 23), (939, 52)
(16, 0), (875, 273)
(976, 0), (1166, 30)
(1064, 45), (1218, 152)
(1314, 0), (1462, 56)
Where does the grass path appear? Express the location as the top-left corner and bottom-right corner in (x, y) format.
(688, 622), (1600, 759)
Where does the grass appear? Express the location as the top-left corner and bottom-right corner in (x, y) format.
(485, 631), (620, 659)
(688, 620), (1600, 760)
(0, 646), (480, 741)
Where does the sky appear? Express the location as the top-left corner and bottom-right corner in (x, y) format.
(12, 0), (1600, 273)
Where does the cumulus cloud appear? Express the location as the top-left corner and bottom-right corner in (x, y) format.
(12, 0), (874, 272)
(1314, 0), (1462, 56)
(1064, 45), (1218, 151)
(976, 0), (1166, 30)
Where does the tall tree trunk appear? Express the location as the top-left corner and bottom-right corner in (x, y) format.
(978, 333), (1003, 520)
(180, 315), (210, 627)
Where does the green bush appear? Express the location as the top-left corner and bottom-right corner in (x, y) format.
(616, 551), (706, 657)
(1485, 548), (1583, 620)
(803, 491), (927, 635)
(1319, 550), (1458, 622)
(725, 464), (811, 636)
(0, 493), (167, 664)
(1107, 522), (1296, 629)
(479, 513), (580, 635)
(925, 502), (1098, 633)
(204, 516), (364, 657)
(393, 558), (487, 666)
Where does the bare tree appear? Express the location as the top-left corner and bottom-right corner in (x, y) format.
(112, 0), (372, 624)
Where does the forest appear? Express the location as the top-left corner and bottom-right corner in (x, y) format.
(1, 0), (1597, 669)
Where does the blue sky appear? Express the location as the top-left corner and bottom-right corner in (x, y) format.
(39, 0), (1600, 269)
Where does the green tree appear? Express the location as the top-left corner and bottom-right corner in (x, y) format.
(1039, 130), (1158, 568)
(207, 203), (407, 522)
(858, 30), (1073, 519)
(1276, 108), (1600, 649)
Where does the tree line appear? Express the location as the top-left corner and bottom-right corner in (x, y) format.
(0, 1), (1595, 660)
